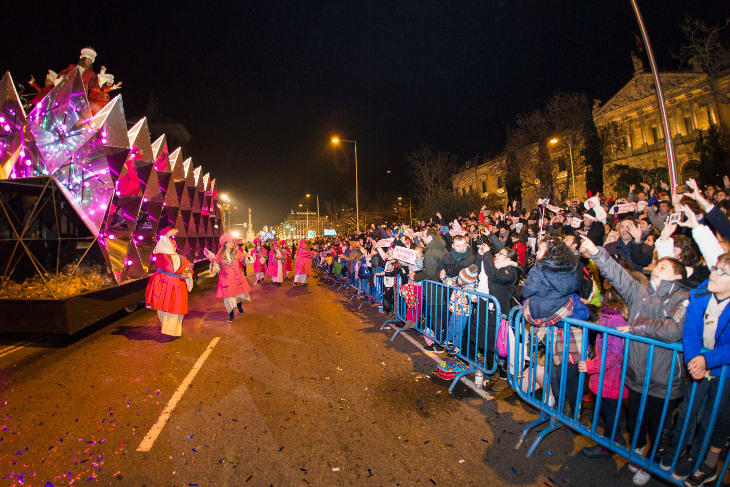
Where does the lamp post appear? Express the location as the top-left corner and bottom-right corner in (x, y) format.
(298, 203), (309, 237)
(306, 193), (320, 235)
(397, 196), (412, 227)
(549, 137), (576, 198)
(331, 137), (359, 233)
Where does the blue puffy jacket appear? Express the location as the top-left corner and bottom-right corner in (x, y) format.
(683, 280), (730, 376)
(522, 260), (580, 320)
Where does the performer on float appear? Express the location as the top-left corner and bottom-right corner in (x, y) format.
(88, 65), (122, 114)
(293, 239), (315, 286)
(57, 47), (100, 95)
(252, 237), (267, 284)
(27, 70), (57, 106)
(208, 234), (251, 322)
(282, 240), (293, 280)
(145, 228), (193, 337)
(266, 241), (286, 287)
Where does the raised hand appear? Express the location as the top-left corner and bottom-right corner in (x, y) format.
(677, 204), (699, 229)
(578, 234), (599, 258)
(659, 222), (677, 241)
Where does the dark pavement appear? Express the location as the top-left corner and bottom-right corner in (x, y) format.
(0, 272), (665, 486)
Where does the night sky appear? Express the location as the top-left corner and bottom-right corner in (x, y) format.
(3, 1), (729, 228)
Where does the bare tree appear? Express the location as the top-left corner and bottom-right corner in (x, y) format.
(407, 145), (458, 209)
(678, 17), (730, 104)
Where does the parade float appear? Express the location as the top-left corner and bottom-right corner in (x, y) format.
(0, 52), (223, 334)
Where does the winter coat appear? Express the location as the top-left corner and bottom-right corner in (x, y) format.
(591, 248), (689, 399)
(584, 306), (629, 400)
(415, 235), (447, 282)
(438, 248), (475, 279)
(521, 259), (580, 320)
(476, 251), (519, 314)
(682, 280), (730, 377)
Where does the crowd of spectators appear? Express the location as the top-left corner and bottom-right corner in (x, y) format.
(308, 176), (730, 487)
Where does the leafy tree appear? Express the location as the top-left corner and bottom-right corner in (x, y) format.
(611, 164), (666, 195)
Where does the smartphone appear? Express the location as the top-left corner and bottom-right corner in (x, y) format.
(667, 212), (682, 224)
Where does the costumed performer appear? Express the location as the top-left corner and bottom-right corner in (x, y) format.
(145, 228), (193, 337)
(282, 240), (292, 280)
(252, 238), (267, 284)
(57, 47), (100, 95)
(293, 239), (315, 286)
(207, 234), (251, 322)
(266, 241), (285, 286)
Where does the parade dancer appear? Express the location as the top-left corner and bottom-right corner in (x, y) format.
(145, 228), (193, 338)
(282, 240), (293, 281)
(208, 234), (251, 322)
(266, 241), (285, 286)
(252, 238), (267, 284)
(293, 239), (315, 286)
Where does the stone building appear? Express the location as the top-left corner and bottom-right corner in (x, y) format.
(452, 56), (730, 205)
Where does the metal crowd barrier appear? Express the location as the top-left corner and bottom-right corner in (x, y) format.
(382, 278), (502, 392)
(508, 310), (730, 486)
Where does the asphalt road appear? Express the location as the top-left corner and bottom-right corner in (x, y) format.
(0, 271), (669, 486)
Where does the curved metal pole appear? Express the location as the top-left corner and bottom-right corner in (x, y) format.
(630, 0), (679, 189)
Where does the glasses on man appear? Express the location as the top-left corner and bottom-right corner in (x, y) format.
(710, 265), (730, 277)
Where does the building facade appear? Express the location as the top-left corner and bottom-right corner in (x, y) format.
(452, 59), (730, 205)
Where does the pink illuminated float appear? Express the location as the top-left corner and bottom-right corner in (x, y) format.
(0, 63), (223, 313)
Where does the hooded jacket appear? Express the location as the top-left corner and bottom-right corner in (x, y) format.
(521, 259), (580, 319)
(592, 248), (689, 399)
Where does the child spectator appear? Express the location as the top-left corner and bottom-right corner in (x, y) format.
(579, 287), (629, 458)
(442, 264), (479, 353)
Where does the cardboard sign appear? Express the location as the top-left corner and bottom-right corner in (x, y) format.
(392, 246), (418, 265)
(570, 217), (582, 228)
(636, 201), (648, 211)
(375, 238), (394, 248)
(611, 203), (635, 214)
(545, 204), (562, 214)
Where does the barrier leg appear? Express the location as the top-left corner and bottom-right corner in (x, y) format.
(526, 416), (563, 457)
(448, 366), (476, 393)
(381, 316), (403, 330)
(515, 413), (550, 451)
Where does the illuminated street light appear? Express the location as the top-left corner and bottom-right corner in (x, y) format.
(331, 136), (359, 233)
(548, 137), (576, 198)
(221, 193), (230, 201)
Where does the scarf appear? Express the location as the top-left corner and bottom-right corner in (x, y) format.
(523, 297), (574, 327)
(451, 248), (470, 261)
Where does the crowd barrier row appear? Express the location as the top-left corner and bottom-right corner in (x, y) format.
(315, 255), (729, 486)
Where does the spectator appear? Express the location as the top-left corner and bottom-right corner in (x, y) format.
(580, 235), (690, 487)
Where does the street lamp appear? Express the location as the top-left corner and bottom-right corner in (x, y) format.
(549, 137), (576, 198)
(305, 193), (320, 236)
(397, 196), (412, 227)
(298, 202), (309, 237)
(330, 137), (359, 233)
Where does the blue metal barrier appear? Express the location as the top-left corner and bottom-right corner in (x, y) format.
(382, 278), (503, 392)
(507, 310), (730, 486)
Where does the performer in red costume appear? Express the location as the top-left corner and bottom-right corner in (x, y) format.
(145, 227), (193, 337)
(281, 240), (292, 281)
(88, 65), (122, 114)
(252, 238), (267, 284)
(208, 234), (251, 322)
(57, 47), (100, 95)
(27, 70), (57, 106)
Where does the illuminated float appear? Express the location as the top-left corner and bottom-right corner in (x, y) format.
(0, 68), (222, 333)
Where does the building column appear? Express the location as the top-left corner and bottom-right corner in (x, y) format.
(638, 112), (648, 147)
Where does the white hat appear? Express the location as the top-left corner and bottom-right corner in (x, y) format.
(80, 47), (97, 61)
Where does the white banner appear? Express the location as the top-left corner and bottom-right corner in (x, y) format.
(392, 246), (418, 265)
(375, 238), (394, 248)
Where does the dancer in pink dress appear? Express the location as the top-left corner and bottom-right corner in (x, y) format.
(266, 241), (285, 286)
(293, 239), (315, 286)
(209, 234), (251, 322)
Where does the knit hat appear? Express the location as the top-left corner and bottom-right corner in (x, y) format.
(458, 264), (479, 285)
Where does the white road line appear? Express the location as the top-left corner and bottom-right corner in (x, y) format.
(137, 337), (221, 452)
(385, 325), (494, 401)
(0, 337), (46, 359)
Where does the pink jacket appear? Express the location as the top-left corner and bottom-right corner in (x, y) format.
(584, 307), (629, 400)
(215, 250), (251, 298)
(294, 248), (315, 275)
